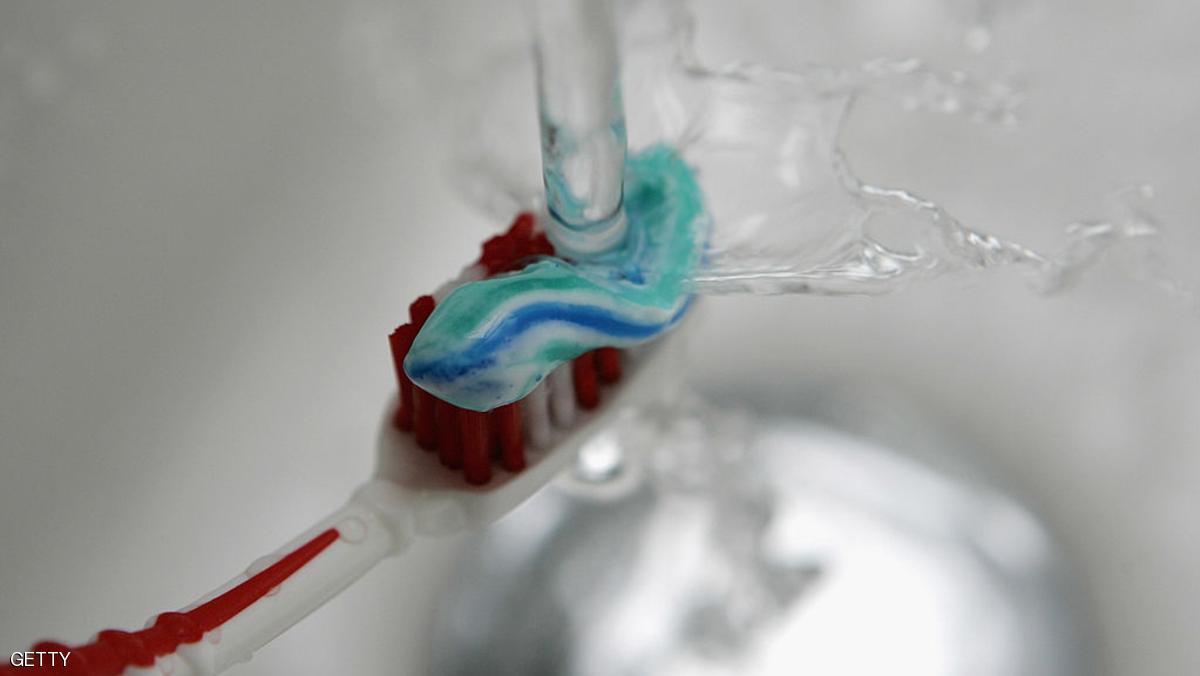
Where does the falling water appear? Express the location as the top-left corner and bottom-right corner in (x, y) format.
(456, 0), (1189, 306)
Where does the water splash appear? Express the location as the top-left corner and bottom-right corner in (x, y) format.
(628, 2), (1176, 299)
(454, 0), (1187, 305)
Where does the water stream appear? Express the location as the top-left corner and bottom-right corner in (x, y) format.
(471, 0), (1189, 304)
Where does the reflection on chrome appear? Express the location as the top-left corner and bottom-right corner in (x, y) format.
(430, 400), (1089, 675)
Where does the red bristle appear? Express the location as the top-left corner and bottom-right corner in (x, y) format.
(413, 387), (438, 451)
(509, 212), (535, 239)
(596, 347), (622, 384)
(572, 351), (600, 409)
(477, 213), (555, 277)
(460, 410), (492, 485)
(388, 325), (416, 430)
(392, 404), (408, 431)
(435, 400), (462, 468)
(494, 402), (525, 472)
(528, 233), (554, 257)
(480, 235), (516, 275)
(410, 295), (436, 326)
(482, 233), (507, 255)
(408, 296), (438, 449)
(391, 221), (555, 482)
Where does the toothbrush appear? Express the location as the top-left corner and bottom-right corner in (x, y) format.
(1, 209), (692, 676)
(3, 2), (709, 672)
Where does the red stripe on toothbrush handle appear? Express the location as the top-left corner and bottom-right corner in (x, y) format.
(5, 528), (340, 676)
(187, 528), (341, 630)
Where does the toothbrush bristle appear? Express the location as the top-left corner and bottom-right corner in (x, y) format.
(387, 325), (416, 430)
(460, 410), (492, 485)
(409, 295), (435, 325)
(572, 352), (600, 409)
(408, 295), (439, 451)
(596, 347), (622, 384)
(479, 212), (554, 275)
(389, 212), (624, 485)
(435, 400), (462, 469)
(494, 402), (525, 472)
(413, 388), (438, 451)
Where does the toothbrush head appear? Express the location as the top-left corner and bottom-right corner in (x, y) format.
(381, 209), (686, 488)
(379, 146), (703, 529)
(376, 294), (683, 533)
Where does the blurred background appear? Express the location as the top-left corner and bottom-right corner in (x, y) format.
(1, 0), (1198, 674)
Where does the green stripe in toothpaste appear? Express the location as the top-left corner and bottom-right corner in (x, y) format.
(404, 145), (707, 412)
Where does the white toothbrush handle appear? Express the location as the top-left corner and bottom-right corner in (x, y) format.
(188, 479), (412, 675)
(11, 480), (413, 676)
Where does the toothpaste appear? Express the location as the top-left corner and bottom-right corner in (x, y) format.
(404, 145), (706, 411)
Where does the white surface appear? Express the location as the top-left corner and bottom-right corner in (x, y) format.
(2, 1), (1199, 674)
